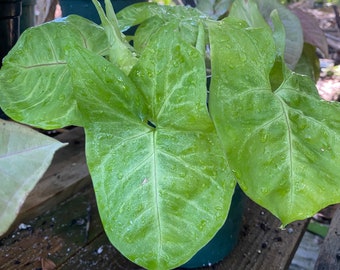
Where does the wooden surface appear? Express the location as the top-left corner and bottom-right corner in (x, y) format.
(314, 205), (340, 270)
(0, 127), (310, 270)
(0, 189), (308, 270)
(213, 202), (308, 270)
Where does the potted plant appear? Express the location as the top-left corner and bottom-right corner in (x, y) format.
(1, 0), (340, 269)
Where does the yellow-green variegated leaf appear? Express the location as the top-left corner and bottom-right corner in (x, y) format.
(67, 21), (235, 269)
(0, 15), (109, 129)
(209, 18), (340, 226)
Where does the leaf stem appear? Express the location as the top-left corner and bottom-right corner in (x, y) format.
(92, 0), (137, 74)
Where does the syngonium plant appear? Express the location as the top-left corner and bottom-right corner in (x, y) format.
(0, 0), (340, 269)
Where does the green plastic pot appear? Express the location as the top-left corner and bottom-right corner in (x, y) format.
(59, 0), (147, 24)
(180, 185), (245, 268)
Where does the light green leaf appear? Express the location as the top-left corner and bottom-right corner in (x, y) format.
(117, 2), (205, 31)
(196, 0), (234, 19)
(117, 3), (207, 53)
(230, 0), (303, 69)
(270, 9), (286, 59)
(294, 43), (320, 82)
(0, 15), (109, 129)
(209, 18), (340, 226)
(255, 0), (303, 69)
(229, 0), (269, 29)
(133, 15), (165, 53)
(0, 120), (66, 236)
(66, 21), (235, 269)
(268, 9), (286, 90)
(116, 2), (161, 31)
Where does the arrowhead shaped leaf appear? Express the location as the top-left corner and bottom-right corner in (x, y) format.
(67, 22), (235, 269)
(0, 120), (66, 236)
(208, 18), (340, 225)
(0, 15), (109, 129)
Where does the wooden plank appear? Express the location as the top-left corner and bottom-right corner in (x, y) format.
(314, 204), (340, 270)
(0, 188), (103, 270)
(0, 186), (145, 270)
(63, 198), (308, 270)
(6, 127), (90, 235)
(213, 199), (309, 270)
(22, 127), (88, 211)
(59, 233), (145, 270)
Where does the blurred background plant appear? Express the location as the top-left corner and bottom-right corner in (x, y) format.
(151, 0), (340, 6)
(280, 0), (339, 5)
(149, 0), (340, 101)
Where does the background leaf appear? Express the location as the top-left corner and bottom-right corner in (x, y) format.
(230, 0), (304, 69)
(229, 0), (269, 28)
(117, 3), (205, 31)
(294, 43), (320, 82)
(195, 0), (234, 19)
(209, 18), (340, 226)
(0, 15), (109, 129)
(0, 120), (66, 236)
(118, 3), (206, 53)
(291, 7), (329, 58)
(255, 0), (303, 69)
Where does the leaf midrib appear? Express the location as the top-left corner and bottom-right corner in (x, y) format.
(152, 130), (163, 261)
(276, 95), (294, 214)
